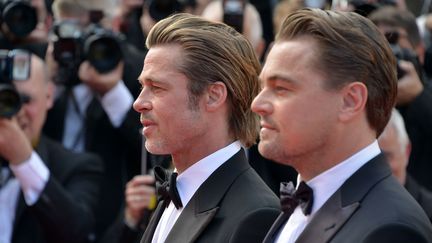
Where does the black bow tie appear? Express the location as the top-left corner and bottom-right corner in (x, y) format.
(154, 166), (183, 209)
(280, 181), (313, 216)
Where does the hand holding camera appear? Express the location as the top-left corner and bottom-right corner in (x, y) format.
(396, 60), (424, 106)
(51, 16), (124, 88)
(0, 49), (33, 164)
(79, 60), (124, 96)
(0, 116), (32, 165)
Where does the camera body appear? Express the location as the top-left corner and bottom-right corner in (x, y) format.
(148, 0), (183, 22)
(223, 0), (245, 33)
(0, 49), (30, 118)
(51, 19), (123, 86)
(385, 31), (422, 80)
(0, 0), (37, 38)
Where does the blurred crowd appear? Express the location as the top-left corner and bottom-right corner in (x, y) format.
(1, 0), (432, 242)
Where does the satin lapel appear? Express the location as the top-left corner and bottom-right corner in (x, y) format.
(140, 201), (166, 243)
(262, 213), (290, 243)
(297, 154), (391, 243)
(165, 198), (219, 243)
(296, 192), (359, 243)
(165, 150), (250, 243)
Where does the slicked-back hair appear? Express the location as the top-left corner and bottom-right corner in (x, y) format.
(146, 13), (261, 147)
(276, 8), (397, 136)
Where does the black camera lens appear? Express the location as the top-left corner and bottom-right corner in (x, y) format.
(53, 38), (81, 66)
(148, 0), (182, 21)
(2, 1), (37, 38)
(0, 85), (21, 118)
(0, 49), (30, 117)
(85, 35), (122, 73)
(223, 0), (245, 33)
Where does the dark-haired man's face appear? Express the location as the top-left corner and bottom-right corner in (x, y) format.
(252, 38), (341, 167)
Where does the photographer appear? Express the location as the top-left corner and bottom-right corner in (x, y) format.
(43, 0), (145, 240)
(369, 6), (432, 191)
(201, 0), (265, 60)
(0, 51), (103, 243)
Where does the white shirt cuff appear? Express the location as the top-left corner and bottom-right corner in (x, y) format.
(100, 80), (133, 128)
(9, 152), (50, 206)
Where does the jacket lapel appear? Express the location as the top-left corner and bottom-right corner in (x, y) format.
(165, 199), (219, 243)
(140, 201), (167, 243)
(296, 192), (359, 243)
(262, 213), (290, 243)
(296, 153), (391, 243)
(163, 149), (250, 243)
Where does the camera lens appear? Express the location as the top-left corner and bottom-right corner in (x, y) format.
(85, 36), (122, 73)
(2, 1), (37, 38)
(0, 84), (21, 118)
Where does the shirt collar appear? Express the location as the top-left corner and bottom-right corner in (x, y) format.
(175, 141), (242, 207)
(299, 140), (381, 214)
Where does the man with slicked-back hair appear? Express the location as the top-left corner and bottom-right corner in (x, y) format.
(252, 8), (432, 243)
(134, 13), (280, 243)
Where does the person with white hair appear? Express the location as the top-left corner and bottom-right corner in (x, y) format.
(378, 109), (432, 222)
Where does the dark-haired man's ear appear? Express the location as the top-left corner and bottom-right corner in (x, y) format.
(338, 81), (368, 122)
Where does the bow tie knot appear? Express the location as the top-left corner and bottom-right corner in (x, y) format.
(280, 181), (314, 215)
(154, 166), (183, 209)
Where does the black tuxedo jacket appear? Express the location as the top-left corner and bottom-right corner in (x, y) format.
(43, 41), (145, 238)
(11, 135), (103, 243)
(140, 150), (281, 243)
(263, 154), (432, 243)
(43, 93), (143, 238)
(405, 174), (432, 222)
(398, 85), (432, 190)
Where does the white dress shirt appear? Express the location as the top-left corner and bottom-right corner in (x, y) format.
(62, 81), (133, 152)
(275, 140), (381, 243)
(0, 151), (50, 243)
(151, 141), (242, 243)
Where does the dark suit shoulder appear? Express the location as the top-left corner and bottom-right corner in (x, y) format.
(226, 167), (280, 208)
(364, 222), (431, 243)
(38, 136), (103, 179)
(333, 175), (432, 242)
(207, 168), (281, 243)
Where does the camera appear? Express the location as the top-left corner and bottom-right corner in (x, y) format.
(148, 0), (183, 21)
(0, 49), (31, 118)
(0, 0), (37, 38)
(384, 31), (422, 80)
(51, 16), (123, 86)
(223, 0), (245, 33)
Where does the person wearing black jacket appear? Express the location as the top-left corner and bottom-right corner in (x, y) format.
(43, 0), (145, 240)
(0, 53), (103, 243)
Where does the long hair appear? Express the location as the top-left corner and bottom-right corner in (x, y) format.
(146, 13), (261, 146)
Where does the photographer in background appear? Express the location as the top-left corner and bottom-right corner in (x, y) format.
(201, 0), (265, 60)
(0, 0), (51, 59)
(43, 0), (145, 240)
(369, 6), (432, 191)
(0, 51), (103, 243)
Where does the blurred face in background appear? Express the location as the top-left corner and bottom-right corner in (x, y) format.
(14, 55), (54, 145)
